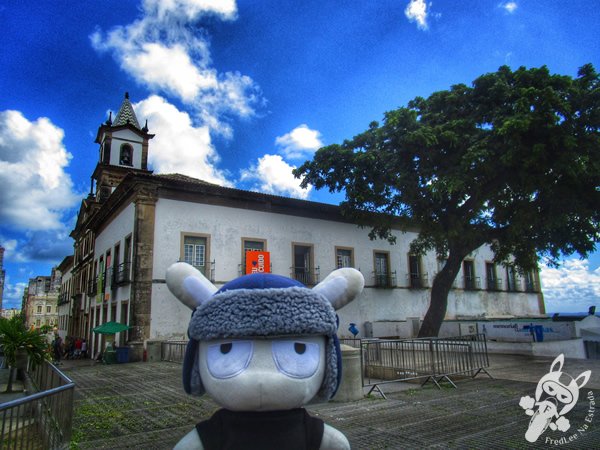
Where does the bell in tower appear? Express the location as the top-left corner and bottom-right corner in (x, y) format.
(91, 93), (154, 203)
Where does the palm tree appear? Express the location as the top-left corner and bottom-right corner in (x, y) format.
(0, 313), (50, 393)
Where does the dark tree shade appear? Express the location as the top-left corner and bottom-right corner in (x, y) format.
(294, 64), (599, 337)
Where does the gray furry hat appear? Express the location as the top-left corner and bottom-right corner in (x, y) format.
(166, 263), (364, 401)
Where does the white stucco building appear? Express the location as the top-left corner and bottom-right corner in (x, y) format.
(60, 94), (545, 360)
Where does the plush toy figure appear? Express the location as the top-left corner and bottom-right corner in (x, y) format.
(166, 262), (364, 450)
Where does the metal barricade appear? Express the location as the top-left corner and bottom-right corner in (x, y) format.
(0, 361), (74, 449)
(338, 338), (362, 349)
(361, 334), (492, 397)
(161, 341), (188, 363)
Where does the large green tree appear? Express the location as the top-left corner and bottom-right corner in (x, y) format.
(294, 65), (599, 337)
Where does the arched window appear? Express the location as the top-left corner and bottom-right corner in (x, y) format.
(120, 144), (133, 166)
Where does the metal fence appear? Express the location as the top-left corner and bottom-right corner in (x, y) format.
(161, 341), (188, 363)
(339, 338), (362, 349)
(342, 334), (491, 398)
(160, 334), (490, 397)
(0, 361), (75, 450)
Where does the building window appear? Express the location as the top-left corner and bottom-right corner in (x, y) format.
(486, 262), (501, 291)
(335, 247), (354, 269)
(506, 267), (518, 292)
(463, 260), (479, 290)
(124, 235), (132, 263)
(373, 251), (394, 288)
(119, 144), (133, 166)
(408, 254), (426, 288)
(524, 271), (538, 292)
(182, 234), (209, 276)
(46, 305), (52, 313)
(292, 243), (317, 285)
(121, 301), (129, 342)
(242, 238), (266, 274)
(37, 305), (42, 314)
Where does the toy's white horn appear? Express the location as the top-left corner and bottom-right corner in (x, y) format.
(313, 268), (364, 311)
(166, 262), (218, 310)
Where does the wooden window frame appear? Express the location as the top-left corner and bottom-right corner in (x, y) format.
(180, 232), (211, 276)
(334, 246), (355, 269)
(291, 242), (316, 285)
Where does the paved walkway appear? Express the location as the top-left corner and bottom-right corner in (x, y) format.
(0, 367), (26, 403)
(61, 354), (600, 449)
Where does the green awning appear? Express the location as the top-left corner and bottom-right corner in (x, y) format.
(93, 321), (132, 334)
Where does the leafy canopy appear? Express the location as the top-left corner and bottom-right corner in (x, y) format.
(295, 64), (599, 270)
(0, 313), (50, 368)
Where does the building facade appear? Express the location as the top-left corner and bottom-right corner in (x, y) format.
(1, 308), (20, 320)
(58, 94), (545, 360)
(57, 255), (75, 339)
(22, 269), (61, 330)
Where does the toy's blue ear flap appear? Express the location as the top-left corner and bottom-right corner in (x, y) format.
(313, 268), (364, 310)
(182, 339), (205, 396)
(166, 262), (218, 310)
(332, 334), (343, 398)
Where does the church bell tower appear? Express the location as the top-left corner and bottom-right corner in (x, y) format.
(91, 93), (154, 203)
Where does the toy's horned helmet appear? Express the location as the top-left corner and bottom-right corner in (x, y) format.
(166, 263), (364, 401)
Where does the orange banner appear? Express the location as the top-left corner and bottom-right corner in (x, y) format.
(246, 251), (270, 274)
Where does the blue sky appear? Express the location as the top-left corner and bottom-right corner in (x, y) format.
(0, 1), (598, 312)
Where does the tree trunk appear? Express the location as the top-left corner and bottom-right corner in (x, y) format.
(5, 367), (16, 393)
(417, 250), (465, 338)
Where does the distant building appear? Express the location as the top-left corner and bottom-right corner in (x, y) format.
(0, 308), (20, 319)
(58, 93), (545, 361)
(22, 268), (61, 331)
(57, 255), (75, 337)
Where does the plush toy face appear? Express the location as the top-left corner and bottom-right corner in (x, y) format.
(199, 336), (326, 411)
(166, 263), (365, 404)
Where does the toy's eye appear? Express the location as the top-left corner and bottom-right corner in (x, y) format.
(272, 340), (320, 379)
(206, 340), (253, 379)
(220, 343), (232, 354)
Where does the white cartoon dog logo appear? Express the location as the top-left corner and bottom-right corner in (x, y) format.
(519, 354), (591, 443)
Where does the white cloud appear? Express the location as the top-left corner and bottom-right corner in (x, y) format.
(0, 239), (18, 257)
(1, 277), (28, 309)
(135, 95), (232, 185)
(0, 238), (26, 263)
(91, 0), (261, 135)
(142, 0), (238, 21)
(1, 225), (74, 265)
(122, 43), (217, 102)
(0, 110), (80, 231)
(540, 259), (600, 313)
(240, 154), (312, 200)
(275, 124), (323, 160)
(405, 0), (430, 30)
(500, 2), (518, 14)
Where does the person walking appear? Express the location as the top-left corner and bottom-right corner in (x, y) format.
(81, 339), (88, 359)
(53, 334), (63, 365)
(74, 337), (82, 358)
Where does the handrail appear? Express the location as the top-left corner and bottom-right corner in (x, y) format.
(0, 382), (75, 411)
(0, 360), (75, 449)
